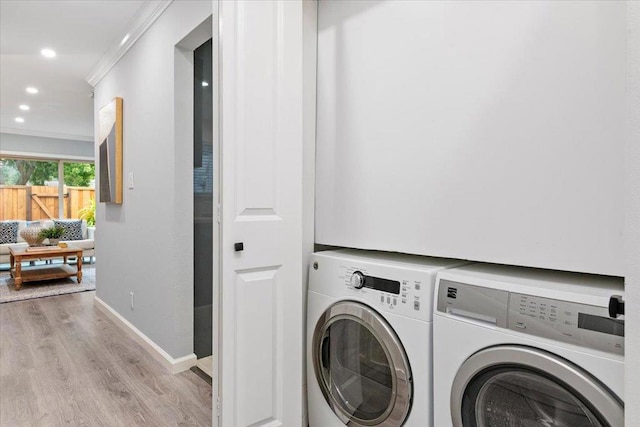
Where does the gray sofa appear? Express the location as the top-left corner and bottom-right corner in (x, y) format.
(0, 219), (95, 265)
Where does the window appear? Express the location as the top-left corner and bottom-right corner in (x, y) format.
(0, 157), (95, 221)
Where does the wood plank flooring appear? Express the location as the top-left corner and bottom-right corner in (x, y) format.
(196, 356), (213, 378)
(0, 291), (212, 426)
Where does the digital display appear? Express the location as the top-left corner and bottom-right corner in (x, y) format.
(364, 276), (401, 295)
(578, 313), (624, 337)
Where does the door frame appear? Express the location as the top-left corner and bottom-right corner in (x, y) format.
(173, 11), (220, 426)
(211, 1), (221, 424)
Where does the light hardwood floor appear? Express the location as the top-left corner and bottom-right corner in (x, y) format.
(196, 356), (213, 379)
(0, 291), (212, 426)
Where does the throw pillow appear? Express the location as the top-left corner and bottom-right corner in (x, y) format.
(53, 219), (83, 241)
(0, 221), (19, 244)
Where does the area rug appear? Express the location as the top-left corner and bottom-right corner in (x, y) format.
(0, 263), (96, 303)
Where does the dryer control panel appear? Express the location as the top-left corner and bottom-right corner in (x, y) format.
(342, 267), (430, 321)
(437, 280), (624, 355)
(309, 250), (467, 322)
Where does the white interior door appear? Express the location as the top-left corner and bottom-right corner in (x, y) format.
(219, 1), (306, 425)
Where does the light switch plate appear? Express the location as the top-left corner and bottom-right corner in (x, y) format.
(128, 172), (134, 189)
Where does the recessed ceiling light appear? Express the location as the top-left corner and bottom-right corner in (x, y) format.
(15, 117), (25, 123)
(19, 104), (30, 111)
(41, 48), (56, 58)
(202, 81), (209, 87)
(26, 87), (38, 94)
(121, 34), (130, 46)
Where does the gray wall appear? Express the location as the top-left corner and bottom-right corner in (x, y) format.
(93, 1), (212, 359)
(0, 132), (94, 160)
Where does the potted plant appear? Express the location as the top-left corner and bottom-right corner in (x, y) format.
(78, 198), (95, 226)
(39, 225), (65, 246)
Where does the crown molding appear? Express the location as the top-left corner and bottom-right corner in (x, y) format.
(86, 0), (174, 87)
(0, 127), (93, 142)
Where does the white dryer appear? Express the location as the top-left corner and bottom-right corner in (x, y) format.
(433, 264), (625, 427)
(307, 249), (467, 427)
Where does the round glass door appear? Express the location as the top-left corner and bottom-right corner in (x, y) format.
(312, 301), (412, 427)
(451, 346), (624, 427)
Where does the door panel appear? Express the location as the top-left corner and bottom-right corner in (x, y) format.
(234, 0), (278, 217)
(236, 267), (280, 426)
(220, 1), (306, 426)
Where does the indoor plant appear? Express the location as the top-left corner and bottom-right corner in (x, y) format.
(39, 225), (65, 246)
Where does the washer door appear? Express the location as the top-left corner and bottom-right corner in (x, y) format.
(312, 301), (412, 426)
(451, 346), (624, 427)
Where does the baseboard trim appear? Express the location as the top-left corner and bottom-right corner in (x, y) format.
(94, 296), (196, 374)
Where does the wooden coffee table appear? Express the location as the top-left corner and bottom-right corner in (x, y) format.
(9, 245), (83, 290)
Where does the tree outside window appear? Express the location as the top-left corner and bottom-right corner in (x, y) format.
(0, 159), (94, 186)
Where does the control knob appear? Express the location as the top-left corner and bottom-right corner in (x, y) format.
(350, 271), (365, 289)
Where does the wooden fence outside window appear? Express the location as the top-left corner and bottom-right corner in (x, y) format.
(0, 185), (95, 221)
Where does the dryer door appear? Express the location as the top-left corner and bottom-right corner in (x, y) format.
(451, 346), (624, 427)
(312, 301), (412, 427)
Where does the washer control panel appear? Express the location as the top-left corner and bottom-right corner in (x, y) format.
(437, 280), (624, 355)
(508, 293), (624, 355)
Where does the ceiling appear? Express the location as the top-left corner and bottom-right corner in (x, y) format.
(0, 0), (148, 141)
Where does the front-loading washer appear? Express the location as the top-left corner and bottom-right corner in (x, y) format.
(307, 249), (467, 427)
(433, 263), (625, 427)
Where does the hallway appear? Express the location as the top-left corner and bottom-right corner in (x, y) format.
(0, 291), (212, 426)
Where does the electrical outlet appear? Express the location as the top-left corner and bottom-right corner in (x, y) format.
(130, 291), (135, 309)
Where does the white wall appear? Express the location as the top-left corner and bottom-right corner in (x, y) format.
(0, 132), (94, 160)
(93, 0), (212, 359)
(625, 1), (640, 425)
(315, 1), (626, 276)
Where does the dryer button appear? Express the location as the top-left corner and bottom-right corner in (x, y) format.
(414, 301), (420, 311)
(381, 294), (384, 303)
